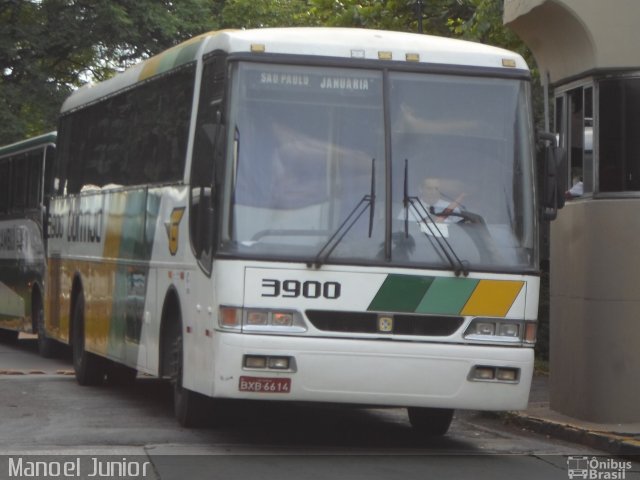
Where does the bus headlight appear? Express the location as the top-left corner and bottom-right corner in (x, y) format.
(219, 307), (307, 334)
(272, 312), (294, 327)
(246, 310), (269, 326)
(469, 365), (520, 383)
(220, 307), (242, 330)
(464, 318), (532, 345)
(498, 323), (519, 338)
(243, 355), (295, 372)
(474, 321), (496, 336)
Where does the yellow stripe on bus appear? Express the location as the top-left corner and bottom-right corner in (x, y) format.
(84, 262), (116, 356)
(103, 193), (125, 259)
(139, 33), (211, 81)
(460, 280), (524, 317)
(80, 194), (126, 355)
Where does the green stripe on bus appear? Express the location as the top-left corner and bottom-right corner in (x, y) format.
(415, 277), (479, 315)
(108, 189), (162, 354)
(174, 39), (204, 68)
(368, 274), (523, 317)
(119, 190), (149, 259)
(368, 274), (434, 312)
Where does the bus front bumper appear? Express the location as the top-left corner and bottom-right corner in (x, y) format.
(211, 332), (534, 411)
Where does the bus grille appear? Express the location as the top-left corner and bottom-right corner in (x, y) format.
(305, 310), (464, 336)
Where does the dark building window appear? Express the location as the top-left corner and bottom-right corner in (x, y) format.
(599, 77), (640, 192)
(555, 85), (593, 198)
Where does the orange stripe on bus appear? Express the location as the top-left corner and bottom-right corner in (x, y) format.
(460, 280), (524, 317)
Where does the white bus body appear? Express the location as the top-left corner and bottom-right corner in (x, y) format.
(46, 28), (539, 433)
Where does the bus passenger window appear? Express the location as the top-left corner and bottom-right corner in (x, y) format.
(27, 151), (43, 208)
(12, 157), (28, 211)
(0, 161), (9, 212)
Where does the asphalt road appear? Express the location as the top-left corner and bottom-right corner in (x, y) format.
(1, 336), (638, 480)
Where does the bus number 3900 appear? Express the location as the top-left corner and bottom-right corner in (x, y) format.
(261, 279), (341, 299)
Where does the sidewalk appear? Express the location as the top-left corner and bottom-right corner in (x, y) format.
(507, 374), (640, 456)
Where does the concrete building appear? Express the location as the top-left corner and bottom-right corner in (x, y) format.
(504, 0), (640, 422)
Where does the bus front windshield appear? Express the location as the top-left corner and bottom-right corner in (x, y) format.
(220, 62), (536, 272)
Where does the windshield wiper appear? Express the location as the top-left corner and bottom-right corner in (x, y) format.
(403, 159), (469, 277)
(311, 158), (376, 269)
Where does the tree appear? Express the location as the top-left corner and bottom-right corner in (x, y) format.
(0, 0), (221, 145)
(303, 0), (473, 34)
(1, 1), (63, 143)
(447, 0), (529, 60)
(220, 0), (309, 29)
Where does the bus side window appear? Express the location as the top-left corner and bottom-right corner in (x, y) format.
(0, 160), (9, 213)
(44, 145), (55, 198)
(12, 155), (28, 212)
(27, 151), (43, 208)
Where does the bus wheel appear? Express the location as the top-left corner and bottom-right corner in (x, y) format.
(105, 362), (137, 386)
(0, 329), (19, 343)
(407, 407), (454, 436)
(171, 331), (207, 427)
(72, 293), (105, 386)
(35, 294), (56, 358)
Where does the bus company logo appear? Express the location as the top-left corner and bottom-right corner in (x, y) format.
(567, 456), (632, 479)
(165, 207), (185, 256)
(377, 315), (393, 333)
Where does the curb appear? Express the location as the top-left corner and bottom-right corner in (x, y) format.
(506, 412), (640, 458)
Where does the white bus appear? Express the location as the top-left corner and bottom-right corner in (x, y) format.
(0, 132), (57, 356)
(45, 28), (548, 434)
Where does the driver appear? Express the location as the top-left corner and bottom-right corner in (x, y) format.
(418, 177), (465, 223)
(397, 177), (466, 234)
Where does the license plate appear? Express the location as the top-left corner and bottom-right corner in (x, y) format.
(239, 376), (291, 393)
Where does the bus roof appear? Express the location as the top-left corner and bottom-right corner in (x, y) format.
(0, 131), (57, 159)
(61, 27), (529, 114)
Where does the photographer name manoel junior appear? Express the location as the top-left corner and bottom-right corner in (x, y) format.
(7, 457), (151, 478)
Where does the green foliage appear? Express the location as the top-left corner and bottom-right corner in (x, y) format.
(448, 0), (532, 64)
(303, 0), (472, 34)
(1, 1), (67, 142)
(0, 0), (220, 145)
(221, 0), (310, 29)
(304, 0), (412, 30)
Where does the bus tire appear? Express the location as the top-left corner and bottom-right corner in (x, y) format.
(171, 330), (207, 428)
(35, 293), (56, 358)
(0, 329), (19, 343)
(72, 293), (105, 386)
(407, 407), (454, 436)
(105, 362), (137, 386)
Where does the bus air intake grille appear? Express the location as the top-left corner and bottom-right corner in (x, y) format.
(305, 311), (464, 336)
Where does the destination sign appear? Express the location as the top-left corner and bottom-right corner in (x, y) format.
(251, 68), (378, 96)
